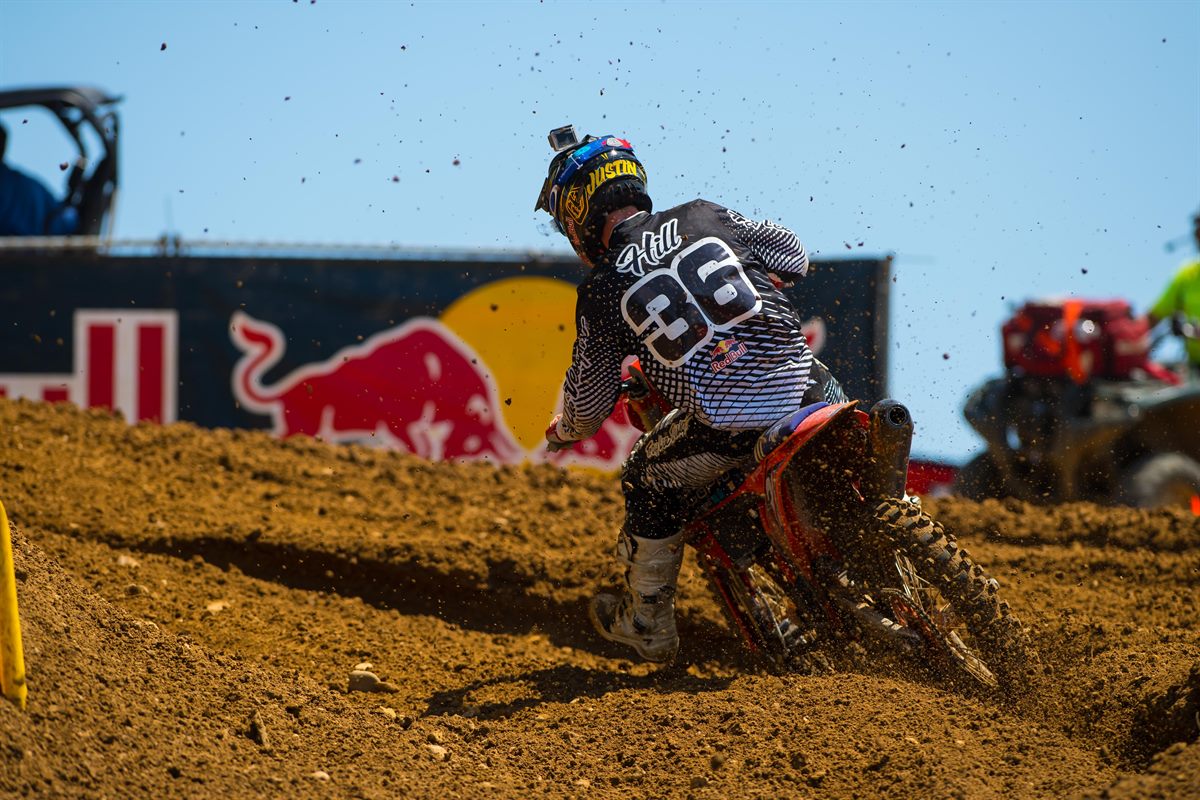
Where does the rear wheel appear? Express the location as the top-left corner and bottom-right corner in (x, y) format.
(705, 560), (827, 674)
(1118, 453), (1200, 509)
(871, 499), (1029, 689)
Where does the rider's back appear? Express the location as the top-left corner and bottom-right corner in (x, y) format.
(581, 198), (814, 431)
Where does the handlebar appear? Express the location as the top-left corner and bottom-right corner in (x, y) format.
(1151, 312), (1200, 353)
(620, 367), (652, 400)
(1169, 312), (1199, 341)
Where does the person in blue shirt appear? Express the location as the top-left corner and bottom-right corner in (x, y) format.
(0, 122), (78, 236)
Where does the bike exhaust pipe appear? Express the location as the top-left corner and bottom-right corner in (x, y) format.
(864, 399), (913, 499)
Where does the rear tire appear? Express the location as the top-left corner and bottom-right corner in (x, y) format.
(872, 499), (1029, 689)
(1118, 453), (1200, 509)
(704, 561), (826, 675)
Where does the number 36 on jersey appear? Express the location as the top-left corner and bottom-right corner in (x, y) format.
(620, 237), (762, 367)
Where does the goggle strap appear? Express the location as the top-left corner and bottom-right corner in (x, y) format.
(535, 135), (636, 217)
(554, 138), (634, 191)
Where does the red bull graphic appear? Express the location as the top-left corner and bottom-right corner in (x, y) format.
(709, 337), (747, 373)
(230, 311), (524, 463)
(229, 275), (645, 470)
(0, 310), (177, 423)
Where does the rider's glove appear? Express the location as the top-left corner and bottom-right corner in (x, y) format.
(767, 271), (795, 290)
(545, 414), (574, 452)
(1170, 312), (1187, 337)
(1170, 312), (1199, 339)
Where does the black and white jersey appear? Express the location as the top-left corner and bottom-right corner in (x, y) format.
(557, 199), (815, 441)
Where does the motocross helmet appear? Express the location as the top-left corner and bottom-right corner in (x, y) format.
(535, 127), (651, 266)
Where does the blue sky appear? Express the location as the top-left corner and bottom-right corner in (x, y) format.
(2, 0), (1198, 460)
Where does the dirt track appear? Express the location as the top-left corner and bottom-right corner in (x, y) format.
(0, 398), (1197, 799)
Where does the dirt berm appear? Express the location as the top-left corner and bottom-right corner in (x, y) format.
(0, 398), (1197, 798)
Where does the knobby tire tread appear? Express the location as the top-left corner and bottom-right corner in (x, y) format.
(871, 498), (1030, 684)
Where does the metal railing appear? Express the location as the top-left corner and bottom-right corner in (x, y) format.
(0, 235), (577, 264)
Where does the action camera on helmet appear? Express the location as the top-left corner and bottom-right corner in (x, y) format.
(548, 125), (580, 152)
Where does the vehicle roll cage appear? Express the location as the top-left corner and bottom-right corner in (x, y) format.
(0, 86), (121, 237)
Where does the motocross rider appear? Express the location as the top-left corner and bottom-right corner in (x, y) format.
(536, 126), (846, 663)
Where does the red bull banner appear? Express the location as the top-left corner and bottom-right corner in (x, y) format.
(0, 249), (889, 469)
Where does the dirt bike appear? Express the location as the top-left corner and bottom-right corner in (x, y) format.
(620, 360), (1029, 690)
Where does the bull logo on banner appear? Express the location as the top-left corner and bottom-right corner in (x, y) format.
(230, 311), (525, 463)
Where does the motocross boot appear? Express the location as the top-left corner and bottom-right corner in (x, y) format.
(589, 529), (685, 663)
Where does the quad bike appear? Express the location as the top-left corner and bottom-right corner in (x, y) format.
(957, 299), (1200, 509)
(619, 361), (1029, 689)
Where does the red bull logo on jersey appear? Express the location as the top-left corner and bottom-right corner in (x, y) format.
(710, 337), (747, 373)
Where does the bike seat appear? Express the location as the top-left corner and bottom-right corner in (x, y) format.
(753, 402), (829, 461)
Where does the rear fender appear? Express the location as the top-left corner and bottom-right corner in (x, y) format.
(743, 401), (865, 495)
(687, 402), (864, 581)
(684, 402), (865, 571)
(761, 403), (868, 578)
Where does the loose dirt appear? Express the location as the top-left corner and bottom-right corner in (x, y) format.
(0, 398), (1196, 798)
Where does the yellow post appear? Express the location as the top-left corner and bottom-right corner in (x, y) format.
(0, 500), (27, 710)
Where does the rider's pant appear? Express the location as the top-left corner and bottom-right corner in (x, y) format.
(620, 358), (847, 541)
(621, 410), (759, 541)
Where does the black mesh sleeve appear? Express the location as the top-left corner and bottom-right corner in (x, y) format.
(557, 285), (628, 441)
(724, 208), (809, 277)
